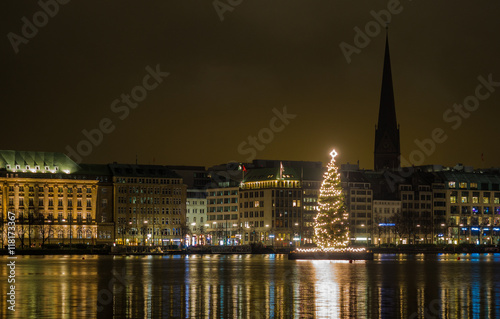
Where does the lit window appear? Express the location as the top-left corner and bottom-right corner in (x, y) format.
(461, 197), (468, 203)
(459, 182), (467, 189)
(448, 181), (456, 188)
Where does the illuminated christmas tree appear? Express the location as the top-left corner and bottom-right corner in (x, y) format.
(313, 149), (350, 249)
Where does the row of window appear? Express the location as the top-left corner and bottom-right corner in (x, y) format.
(10, 198), (92, 208)
(241, 211), (264, 218)
(186, 208), (205, 214)
(207, 214), (239, 220)
(449, 216), (500, 226)
(117, 186), (181, 195)
(450, 194), (500, 204)
(241, 180), (301, 190)
(402, 194), (432, 201)
(208, 206), (238, 213)
(9, 186), (92, 194)
(273, 219), (300, 228)
(350, 190), (373, 195)
(350, 205), (373, 211)
(374, 208), (400, 214)
(39, 229), (95, 239)
(119, 228), (184, 236)
(117, 216), (183, 225)
(117, 207), (182, 215)
(450, 206), (500, 215)
(208, 198), (237, 205)
(186, 217), (204, 223)
(303, 205), (319, 211)
(402, 203), (432, 209)
(208, 190), (238, 196)
(354, 212), (372, 218)
(272, 210), (301, 218)
(117, 196), (182, 205)
(241, 191), (265, 198)
(241, 201), (265, 208)
(115, 177), (181, 184)
(351, 197), (372, 203)
(187, 200), (206, 205)
(243, 220), (266, 228)
(448, 181), (500, 190)
(15, 212), (93, 223)
(303, 197), (317, 203)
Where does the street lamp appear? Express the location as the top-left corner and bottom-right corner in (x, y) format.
(191, 223), (196, 246)
(68, 213), (73, 246)
(62, 219), (66, 245)
(416, 224), (421, 244)
(143, 220), (148, 246)
(212, 222), (218, 245)
(129, 221), (133, 245)
(45, 219), (52, 246)
(203, 224), (210, 245)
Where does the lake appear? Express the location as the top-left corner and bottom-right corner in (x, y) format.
(1, 254), (499, 318)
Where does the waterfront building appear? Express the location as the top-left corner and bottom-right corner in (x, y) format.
(301, 176), (322, 244)
(206, 183), (240, 246)
(0, 150), (99, 246)
(109, 164), (187, 246)
(168, 166), (209, 246)
(340, 169), (374, 244)
(239, 167), (302, 247)
(75, 163), (114, 243)
(185, 189), (208, 245)
(206, 161), (324, 247)
(372, 199), (401, 245)
(435, 169), (500, 244)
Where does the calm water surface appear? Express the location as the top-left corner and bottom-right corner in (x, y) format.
(1, 254), (500, 318)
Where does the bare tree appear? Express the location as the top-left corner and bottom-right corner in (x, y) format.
(37, 215), (54, 246)
(0, 216), (6, 249)
(27, 211), (36, 247)
(392, 211), (411, 244)
(373, 217), (389, 246)
(16, 211), (27, 249)
(419, 216), (433, 244)
(180, 224), (191, 247)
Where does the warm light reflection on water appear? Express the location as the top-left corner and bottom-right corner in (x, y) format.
(1, 253), (500, 318)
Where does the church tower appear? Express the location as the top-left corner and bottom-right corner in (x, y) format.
(374, 30), (400, 171)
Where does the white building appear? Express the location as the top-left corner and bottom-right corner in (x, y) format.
(186, 189), (207, 246)
(373, 200), (401, 245)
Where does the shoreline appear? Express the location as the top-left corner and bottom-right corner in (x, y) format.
(1, 247), (499, 256)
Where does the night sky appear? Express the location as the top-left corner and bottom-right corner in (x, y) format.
(2, 1), (500, 169)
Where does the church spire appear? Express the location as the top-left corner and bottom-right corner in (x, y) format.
(374, 29), (400, 171)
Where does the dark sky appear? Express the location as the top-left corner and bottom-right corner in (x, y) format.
(2, 1), (500, 169)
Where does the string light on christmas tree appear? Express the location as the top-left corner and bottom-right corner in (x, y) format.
(312, 148), (350, 249)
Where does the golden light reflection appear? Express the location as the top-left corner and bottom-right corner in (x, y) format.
(312, 261), (340, 317)
(2, 254), (500, 318)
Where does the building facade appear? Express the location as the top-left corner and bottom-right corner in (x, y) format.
(186, 189), (208, 245)
(206, 185), (240, 246)
(373, 199), (401, 245)
(239, 167), (309, 247)
(110, 164), (187, 246)
(0, 151), (99, 247)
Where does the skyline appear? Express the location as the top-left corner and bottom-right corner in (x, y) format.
(2, 1), (500, 169)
